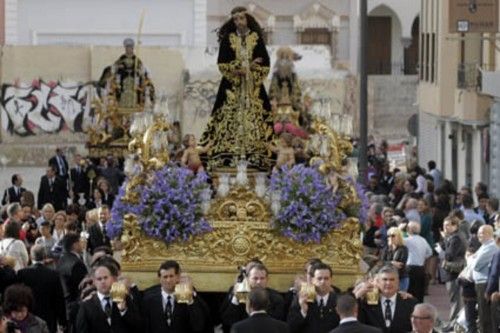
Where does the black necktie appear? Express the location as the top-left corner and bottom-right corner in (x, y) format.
(384, 299), (392, 327)
(58, 156), (65, 175)
(319, 298), (325, 318)
(104, 296), (112, 318)
(102, 223), (107, 240)
(165, 295), (173, 326)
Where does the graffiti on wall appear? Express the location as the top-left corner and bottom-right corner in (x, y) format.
(0, 80), (99, 136)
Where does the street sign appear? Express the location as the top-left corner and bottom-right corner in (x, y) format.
(449, 0), (499, 33)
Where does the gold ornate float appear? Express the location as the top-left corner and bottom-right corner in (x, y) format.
(112, 99), (363, 292)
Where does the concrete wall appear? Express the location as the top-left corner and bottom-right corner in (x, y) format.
(368, 75), (418, 140)
(0, 45), (185, 165)
(12, 0), (198, 46)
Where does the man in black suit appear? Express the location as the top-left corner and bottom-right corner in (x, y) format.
(37, 166), (67, 211)
(410, 303), (438, 333)
(70, 154), (91, 200)
(288, 262), (340, 333)
(17, 244), (66, 333)
(76, 260), (141, 333)
(88, 205), (112, 254)
(356, 265), (417, 333)
(2, 174), (26, 205)
(231, 287), (289, 333)
(57, 233), (88, 332)
(221, 263), (286, 332)
(49, 147), (69, 180)
(330, 294), (381, 333)
(142, 260), (209, 333)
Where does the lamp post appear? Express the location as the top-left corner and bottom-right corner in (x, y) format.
(358, 0), (368, 184)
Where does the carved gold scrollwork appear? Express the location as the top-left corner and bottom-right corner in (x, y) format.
(207, 186), (272, 222)
(310, 120), (353, 175)
(121, 212), (362, 278)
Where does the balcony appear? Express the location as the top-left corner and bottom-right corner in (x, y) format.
(457, 63), (482, 90)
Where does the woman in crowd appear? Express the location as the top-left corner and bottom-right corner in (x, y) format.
(51, 211), (66, 244)
(86, 188), (104, 210)
(35, 204), (55, 227)
(3, 284), (48, 333)
(0, 222), (28, 272)
(97, 179), (115, 208)
(383, 227), (409, 291)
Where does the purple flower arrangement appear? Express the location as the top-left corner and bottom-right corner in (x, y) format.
(269, 164), (346, 243)
(354, 180), (370, 225)
(108, 164), (212, 244)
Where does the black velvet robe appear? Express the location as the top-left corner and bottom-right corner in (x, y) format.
(200, 30), (274, 171)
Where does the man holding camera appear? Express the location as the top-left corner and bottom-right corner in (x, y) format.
(221, 263), (285, 333)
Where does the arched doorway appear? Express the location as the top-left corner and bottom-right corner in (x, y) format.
(367, 5), (403, 75)
(404, 17), (419, 75)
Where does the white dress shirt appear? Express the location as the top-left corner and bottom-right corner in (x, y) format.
(339, 316), (357, 325)
(405, 234), (433, 266)
(161, 289), (175, 312)
(97, 292), (112, 325)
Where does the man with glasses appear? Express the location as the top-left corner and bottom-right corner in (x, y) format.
(410, 303), (438, 333)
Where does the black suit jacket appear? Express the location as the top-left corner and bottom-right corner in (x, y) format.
(2, 186), (26, 205)
(56, 252), (88, 306)
(287, 292), (340, 333)
(17, 263), (66, 333)
(330, 320), (383, 333)
(70, 166), (90, 198)
(141, 285), (207, 333)
(221, 287), (285, 333)
(37, 175), (67, 211)
(102, 193), (116, 208)
(49, 155), (69, 178)
(358, 294), (417, 333)
(76, 294), (141, 333)
(231, 313), (289, 333)
(88, 223), (112, 254)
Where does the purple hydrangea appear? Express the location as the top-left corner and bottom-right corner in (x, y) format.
(354, 180), (370, 225)
(269, 164), (346, 243)
(108, 164), (212, 243)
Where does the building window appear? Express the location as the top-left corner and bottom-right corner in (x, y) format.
(431, 33), (435, 82)
(425, 33), (430, 81)
(300, 28), (331, 45)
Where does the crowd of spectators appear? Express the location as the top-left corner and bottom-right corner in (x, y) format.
(0, 144), (496, 333)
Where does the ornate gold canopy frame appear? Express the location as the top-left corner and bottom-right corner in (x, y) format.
(118, 118), (364, 292)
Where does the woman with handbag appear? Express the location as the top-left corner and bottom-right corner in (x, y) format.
(438, 216), (467, 332)
(383, 227), (409, 291)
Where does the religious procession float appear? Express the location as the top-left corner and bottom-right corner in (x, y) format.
(85, 9), (367, 293)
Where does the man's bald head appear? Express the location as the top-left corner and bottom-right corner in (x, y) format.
(407, 221), (421, 235)
(478, 225), (494, 244)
